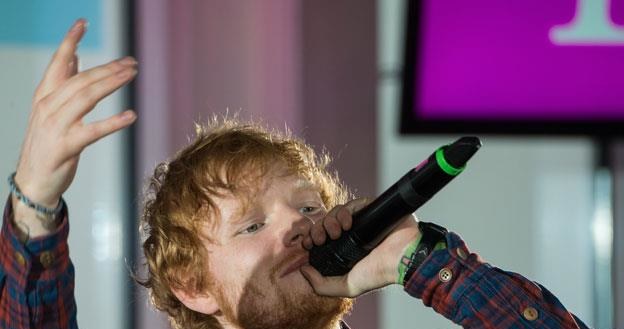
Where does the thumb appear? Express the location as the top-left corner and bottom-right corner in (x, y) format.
(300, 265), (353, 297)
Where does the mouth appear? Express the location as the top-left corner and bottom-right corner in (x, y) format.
(279, 255), (309, 278)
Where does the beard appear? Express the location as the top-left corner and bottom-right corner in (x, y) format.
(213, 257), (353, 329)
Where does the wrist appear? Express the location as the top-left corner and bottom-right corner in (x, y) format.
(11, 194), (62, 239)
(396, 236), (422, 284)
(14, 172), (61, 208)
(397, 221), (448, 285)
(384, 225), (421, 285)
(8, 172), (64, 240)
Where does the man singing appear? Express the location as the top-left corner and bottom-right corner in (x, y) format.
(1, 20), (588, 329)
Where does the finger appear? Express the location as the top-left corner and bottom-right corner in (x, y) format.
(300, 265), (349, 297)
(323, 214), (342, 240)
(310, 219), (327, 246)
(71, 110), (137, 150)
(46, 57), (137, 112)
(311, 204), (347, 244)
(325, 203), (343, 218)
(335, 207), (352, 231)
(344, 197), (371, 213)
(303, 236), (313, 250)
(56, 66), (137, 126)
(69, 54), (79, 76)
(35, 19), (87, 101)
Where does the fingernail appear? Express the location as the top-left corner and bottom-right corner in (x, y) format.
(117, 68), (137, 78)
(122, 111), (136, 121)
(119, 56), (138, 66)
(69, 19), (85, 33)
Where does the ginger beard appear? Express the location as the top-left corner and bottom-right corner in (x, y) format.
(210, 254), (353, 329)
(200, 170), (353, 328)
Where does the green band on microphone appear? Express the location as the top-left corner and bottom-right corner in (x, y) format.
(435, 147), (464, 176)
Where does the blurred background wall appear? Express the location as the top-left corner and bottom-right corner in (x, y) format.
(1, 0), (622, 328)
(135, 1), (378, 328)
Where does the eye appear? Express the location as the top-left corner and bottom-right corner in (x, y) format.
(299, 206), (320, 214)
(239, 222), (265, 235)
(301, 206), (315, 213)
(300, 205), (324, 216)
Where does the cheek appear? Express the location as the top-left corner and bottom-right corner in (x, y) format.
(209, 238), (275, 283)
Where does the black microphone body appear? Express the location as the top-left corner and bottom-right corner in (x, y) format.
(309, 137), (481, 276)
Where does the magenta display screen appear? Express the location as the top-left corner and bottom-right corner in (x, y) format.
(401, 0), (624, 135)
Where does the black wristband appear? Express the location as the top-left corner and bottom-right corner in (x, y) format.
(403, 221), (448, 285)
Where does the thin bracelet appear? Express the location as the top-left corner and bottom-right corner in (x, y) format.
(7, 172), (63, 220)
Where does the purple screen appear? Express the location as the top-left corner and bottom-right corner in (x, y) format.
(417, 0), (624, 120)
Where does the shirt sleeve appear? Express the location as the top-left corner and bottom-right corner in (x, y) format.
(0, 197), (77, 329)
(404, 232), (589, 329)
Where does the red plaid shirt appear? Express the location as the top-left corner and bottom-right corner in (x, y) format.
(0, 199), (76, 329)
(0, 198), (586, 328)
(404, 232), (588, 328)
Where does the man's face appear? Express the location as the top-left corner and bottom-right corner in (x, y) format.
(202, 170), (351, 329)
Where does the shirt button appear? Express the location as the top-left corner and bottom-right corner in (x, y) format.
(15, 252), (26, 267)
(40, 251), (55, 269)
(438, 267), (453, 282)
(523, 307), (539, 321)
(456, 248), (467, 260)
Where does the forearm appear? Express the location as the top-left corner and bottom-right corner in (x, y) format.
(403, 232), (589, 328)
(10, 194), (61, 239)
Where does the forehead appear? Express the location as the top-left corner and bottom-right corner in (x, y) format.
(239, 173), (317, 209)
(246, 164), (316, 194)
(209, 173), (318, 225)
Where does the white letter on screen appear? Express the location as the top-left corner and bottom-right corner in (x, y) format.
(550, 0), (624, 45)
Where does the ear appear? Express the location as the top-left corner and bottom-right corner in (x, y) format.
(172, 287), (220, 315)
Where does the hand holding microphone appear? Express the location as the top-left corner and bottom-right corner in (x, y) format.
(300, 137), (481, 295)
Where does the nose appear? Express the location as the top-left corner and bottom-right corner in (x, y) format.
(282, 211), (312, 248)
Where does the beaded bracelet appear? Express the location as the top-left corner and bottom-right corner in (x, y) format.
(7, 172), (63, 220)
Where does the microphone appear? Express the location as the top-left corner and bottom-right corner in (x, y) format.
(308, 136), (482, 276)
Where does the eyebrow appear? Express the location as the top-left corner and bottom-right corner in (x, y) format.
(226, 200), (259, 228)
(225, 179), (319, 227)
(294, 178), (316, 191)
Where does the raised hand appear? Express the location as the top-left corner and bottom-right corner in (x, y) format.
(300, 198), (421, 297)
(12, 19), (138, 238)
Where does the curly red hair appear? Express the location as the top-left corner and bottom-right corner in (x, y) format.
(137, 118), (349, 329)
